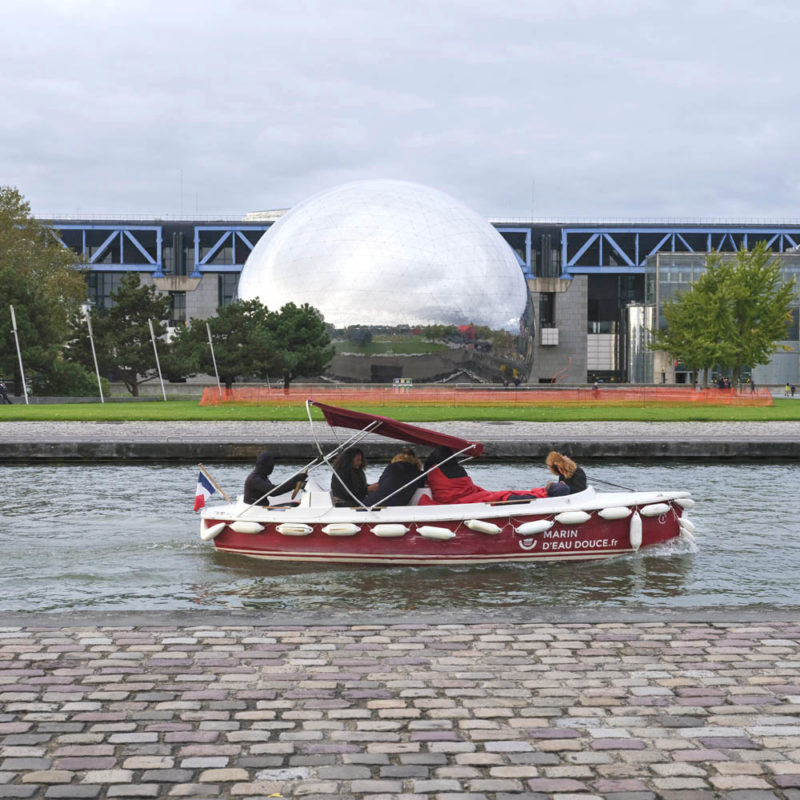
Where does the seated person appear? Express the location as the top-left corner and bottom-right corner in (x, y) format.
(330, 447), (375, 506)
(424, 446), (538, 505)
(363, 447), (425, 507)
(543, 451), (587, 497)
(244, 450), (306, 505)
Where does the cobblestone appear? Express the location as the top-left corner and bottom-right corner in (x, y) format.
(0, 615), (798, 797)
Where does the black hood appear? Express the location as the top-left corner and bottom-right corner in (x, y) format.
(254, 451), (275, 477)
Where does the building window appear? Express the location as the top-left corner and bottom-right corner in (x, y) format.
(169, 292), (186, 326)
(539, 292), (555, 327)
(218, 274), (239, 308)
(86, 272), (125, 311)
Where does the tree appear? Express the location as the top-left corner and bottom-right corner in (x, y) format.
(268, 303), (335, 389)
(651, 265), (729, 386)
(84, 272), (171, 396)
(651, 242), (796, 385)
(0, 186), (89, 395)
(720, 243), (796, 384)
(165, 299), (273, 390)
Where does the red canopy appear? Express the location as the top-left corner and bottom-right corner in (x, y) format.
(310, 400), (484, 457)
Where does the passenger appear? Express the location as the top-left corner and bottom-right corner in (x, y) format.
(331, 447), (374, 506)
(244, 450), (306, 505)
(543, 451), (587, 497)
(424, 446), (537, 505)
(363, 447), (425, 507)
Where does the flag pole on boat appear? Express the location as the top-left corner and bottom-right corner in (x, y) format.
(198, 464), (232, 503)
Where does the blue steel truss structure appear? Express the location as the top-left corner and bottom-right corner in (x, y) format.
(561, 227), (800, 275)
(192, 226), (270, 276)
(45, 219), (800, 280)
(51, 224), (163, 274)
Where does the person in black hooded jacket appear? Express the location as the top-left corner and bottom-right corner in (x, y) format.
(363, 447), (425, 506)
(244, 450), (306, 505)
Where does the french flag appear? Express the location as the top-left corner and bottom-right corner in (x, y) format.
(194, 472), (216, 511)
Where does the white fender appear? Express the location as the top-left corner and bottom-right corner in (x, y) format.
(640, 503), (670, 518)
(679, 517), (696, 534)
(629, 511), (642, 550)
(200, 522), (226, 541)
(515, 519), (553, 536)
(680, 529), (696, 544)
(277, 523), (313, 536)
(675, 497), (695, 509)
(322, 523), (360, 537)
(465, 519), (502, 535)
(598, 506), (632, 521)
(229, 520), (264, 534)
(418, 525), (456, 541)
(371, 524), (408, 538)
(554, 510), (591, 525)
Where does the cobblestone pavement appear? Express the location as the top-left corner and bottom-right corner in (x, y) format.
(2, 613), (800, 799)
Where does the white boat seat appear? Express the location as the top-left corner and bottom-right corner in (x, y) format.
(299, 490), (333, 508)
(410, 488), (433, 505)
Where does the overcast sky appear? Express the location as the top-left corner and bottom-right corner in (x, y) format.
(2, 0), (799, 220)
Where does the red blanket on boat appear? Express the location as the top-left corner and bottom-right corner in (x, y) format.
(423, 467), (528, 504)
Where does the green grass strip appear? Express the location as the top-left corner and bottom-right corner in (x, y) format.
(1, 398), (799, 422)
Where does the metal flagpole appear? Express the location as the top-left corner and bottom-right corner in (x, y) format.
(148, 318), (168, 401)
(206, 322), (222, 398)
(8, 305), (29, 405)
(83, 305), (104, 403)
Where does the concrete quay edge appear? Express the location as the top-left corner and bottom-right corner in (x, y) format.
(2, 605), (800, 628)
(2, 419), (800, 460)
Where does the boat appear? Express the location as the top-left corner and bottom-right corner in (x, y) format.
(198, 400), (696, 565)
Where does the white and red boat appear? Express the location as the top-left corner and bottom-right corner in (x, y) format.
(199, 400), (696, 565)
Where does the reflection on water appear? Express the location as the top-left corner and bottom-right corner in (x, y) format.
(0, 461), (797, 611)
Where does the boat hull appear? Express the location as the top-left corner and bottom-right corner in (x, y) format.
(200, 489), (690, 566)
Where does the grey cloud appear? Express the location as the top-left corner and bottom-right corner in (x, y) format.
(1, 0), (799, 219)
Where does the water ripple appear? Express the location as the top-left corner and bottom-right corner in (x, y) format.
(0, 460), (797, 611)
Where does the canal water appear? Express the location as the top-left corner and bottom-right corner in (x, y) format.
(0, 461), (797, 612)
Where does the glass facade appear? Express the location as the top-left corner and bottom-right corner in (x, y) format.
(638, 251), (800, 384)
(218, 274), (239, 308)
(87, 272), (125, 310)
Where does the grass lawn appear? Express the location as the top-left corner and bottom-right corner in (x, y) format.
(1, 398), (799, 423)
(334, 338), (448, 355)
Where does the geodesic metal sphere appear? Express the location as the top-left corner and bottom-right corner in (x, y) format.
(238, 180), (528, 332)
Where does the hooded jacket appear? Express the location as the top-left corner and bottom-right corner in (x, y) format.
(244, 451), (305, 505)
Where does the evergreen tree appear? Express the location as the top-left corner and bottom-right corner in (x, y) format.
(268, 303), (335, 389)
(165, 299), (273, 390)
(86, 273), (171, 396)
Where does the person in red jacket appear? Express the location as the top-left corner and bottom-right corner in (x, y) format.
(423, 446), (538, 505)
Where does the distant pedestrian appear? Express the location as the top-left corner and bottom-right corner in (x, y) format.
(786, 383), (791, 397)
(792, 385), (797, 398)
(0, 381), (11, 404)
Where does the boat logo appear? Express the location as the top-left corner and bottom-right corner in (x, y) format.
(518, 537), (538, 551)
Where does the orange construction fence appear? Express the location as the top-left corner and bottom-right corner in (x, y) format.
(200, 386), (774, 407)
